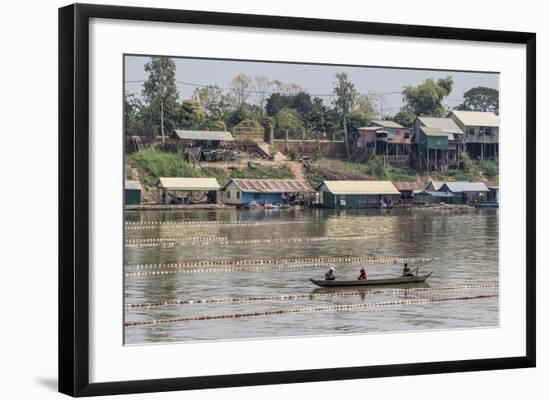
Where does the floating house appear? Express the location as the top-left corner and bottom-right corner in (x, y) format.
(413, 190), (454, 205)
(450, 111), (499, 159)
(485, 180), (499, 203)
(124, 180), (142, 205)
(355, 120), (411, 166)
(223, 179), (314, 206)
(439, 181), (490, 204)
(411, 117), (465, 171)
(392, 181), (426, 201)
(156, 177), (221, 205)
(426, 180), (446, 191)
(317, 180), (400, 209)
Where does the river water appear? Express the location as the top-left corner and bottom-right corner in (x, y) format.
(124, 208), (499, 344)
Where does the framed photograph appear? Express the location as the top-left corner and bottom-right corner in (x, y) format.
(58, 3), (536, 397)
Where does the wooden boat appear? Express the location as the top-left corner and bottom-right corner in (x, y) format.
(309, 272), (433, 287)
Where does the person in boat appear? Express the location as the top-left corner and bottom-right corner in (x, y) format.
(402, 263), (414, 277)
(325, 267), (336, 280)
(357, 267), (368, 280)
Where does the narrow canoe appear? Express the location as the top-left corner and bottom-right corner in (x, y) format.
(309, 272), (433, 287)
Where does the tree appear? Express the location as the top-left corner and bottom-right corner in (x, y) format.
(170, 100), (205, 130)
(402, 76), (453, 117)
(252, 76), (274, 114)
(272, 80), (303, 95)
(265, 93), (293, 116)
(353, 95), (376, 124)
(456, 87), (499, 113)
(230, 73), (252, 113)
(392, 108), (417, 127)
(124, 94), (144, 136)
(275, 107), (302, 140)
(142, 57), (178, 142)
(192, 85), (233, 121)
(333, 72), (359, 159)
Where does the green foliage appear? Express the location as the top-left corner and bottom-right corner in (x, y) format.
(127, 148), (200, 186)
(402, 76), (453, 117)
(286, 147), (301, 161)
(304, 167), (325, 189)
(364, 156), (388, 179)
(456, 87), (499, 114)
(142, 57), (179, 133)
(333, 72), (359, 115)
(275, 108), (302, 131)
(479, 156), (499, 179)
(392, 109), (417, 128)
(192, 85), (233, 120)
(347, 111), (370, 135)
(128, 148), (295, 188)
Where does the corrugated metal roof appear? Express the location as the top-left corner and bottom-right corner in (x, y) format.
(171, 130), (234, 141)
(393, 181), (426, 191)
(420, 126), (448, 137)
(372, 120), (405, 129)
(418, 117), (464, 134)
(228, 179), (313, 193)
(441, 182), (489, 193)
(125, 180), (142, 190)
(451, 111), (499, 127)
(319, 181), (400, 195)
(156, 177), (220, 191)
(428, 181), (445, 191)
(416, 190), (454, 197)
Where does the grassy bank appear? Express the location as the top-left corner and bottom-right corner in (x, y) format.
(305, 156), (498, 188)
(126, 148), (295, 188)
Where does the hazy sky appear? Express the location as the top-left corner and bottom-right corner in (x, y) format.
(124, 55), (499, 115)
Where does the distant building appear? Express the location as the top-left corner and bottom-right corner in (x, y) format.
(170, 130), (234, 147)
(223, 179), (314, 205)
(317, 180), (400, 209)
(414, 190), (454, 205)
(484, 180), (499, 203)
(450, 111), (499, 159)
(156, 177), (221, 204)
(124, 180), (142, 205)
(411, 117), (465, 172)
(439, 181), (490, 204)
(392, 181), (426, 201)
(355, 120), (411, 167)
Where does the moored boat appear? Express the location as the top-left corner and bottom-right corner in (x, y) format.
(309, 272), (433, 287)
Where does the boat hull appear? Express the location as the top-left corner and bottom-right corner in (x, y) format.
(309, 272), (433, 287)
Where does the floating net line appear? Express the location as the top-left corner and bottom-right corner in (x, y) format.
(125, 235), (370, 248)
(125, 220), (308, 230)
(125, 283), (499, 309)
(125, 256), (434, 276)
(125, 294), (498, 327)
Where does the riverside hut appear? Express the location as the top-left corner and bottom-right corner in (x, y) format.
(156, 177), (221, 205)
(124, 180), (142, 205)
(223, 179), (314, 206)
(392, 181), (426, 201)
(317, 180), (400, 209)
(439, 181), (490, 204)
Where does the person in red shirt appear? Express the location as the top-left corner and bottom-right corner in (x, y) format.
(357, 267), (368, 280)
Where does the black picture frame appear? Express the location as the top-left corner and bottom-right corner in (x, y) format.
(59, 3), (536, 397)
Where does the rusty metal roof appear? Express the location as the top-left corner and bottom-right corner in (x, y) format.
(228, 179), (314, 193)
(392, 181), (426, 191)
